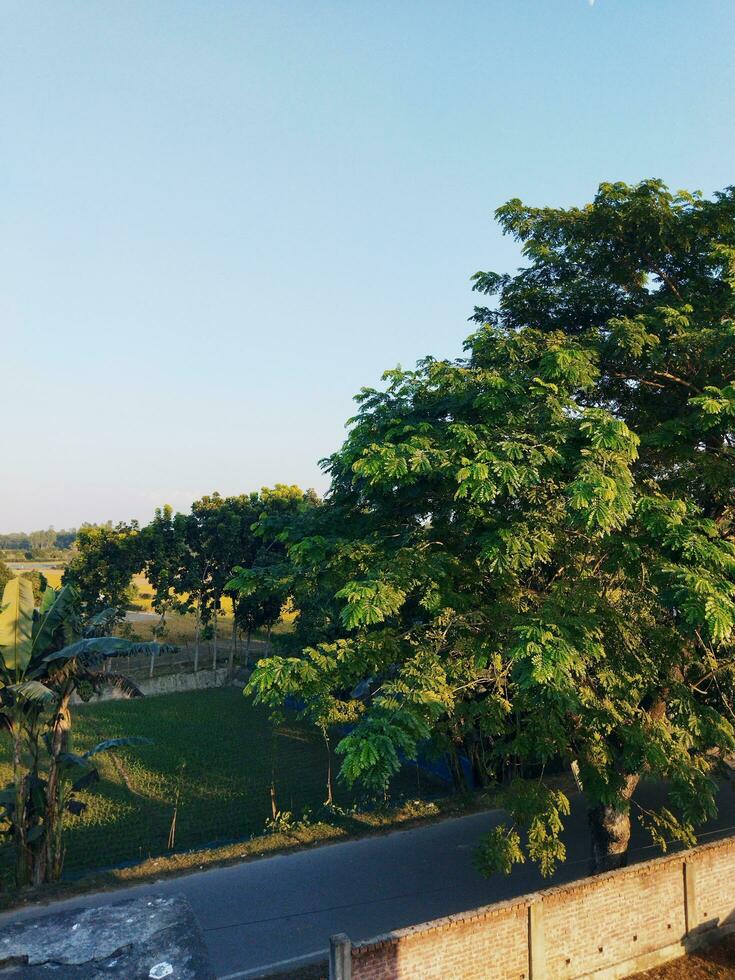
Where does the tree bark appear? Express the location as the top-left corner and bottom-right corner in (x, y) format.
(229, 616), (237, 674)
(193, 594), (201, 673)
(465, 732), (490, 788)
(588, 774), (640, 874)
(322, 727), (333, 806)
(212, 605), (218, 671)
(447, 747), (468, 792)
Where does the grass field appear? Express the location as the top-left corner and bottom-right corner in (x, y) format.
(0, 688), (440, 881)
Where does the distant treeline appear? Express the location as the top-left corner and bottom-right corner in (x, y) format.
(0, 527), (78, 551)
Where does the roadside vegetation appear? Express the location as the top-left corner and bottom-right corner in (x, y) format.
(236, 180), (735, 877)
(2, 179), (733, 896)
(0, 578), (170, 887)
(0, 687), (443, 888)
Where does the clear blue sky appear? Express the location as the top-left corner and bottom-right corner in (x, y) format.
(2, 1), (733, 532)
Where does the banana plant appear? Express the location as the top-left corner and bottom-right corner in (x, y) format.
(0, 578), (173, 887)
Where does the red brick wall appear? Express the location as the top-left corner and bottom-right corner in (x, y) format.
(541, 857), (686, 978)
(351, 897), (529, 980)
(347, 836), (735, 980)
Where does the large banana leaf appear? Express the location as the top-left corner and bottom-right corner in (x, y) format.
(57, 737), (152, 772)
(43, 638), (176, 664)
(39, 587), (56, 616)
(31, 584), (78, 658)
(0, 578), (35, 676)
(5, 680), (57, 705)
(83, 607), (118, 636)
(84, 736), (152, 758)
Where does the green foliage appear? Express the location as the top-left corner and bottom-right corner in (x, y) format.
(244, 179), (735, 874)
(0, 528), (77, 552)
(337, 709), (431, 791)
(477, 782), (571, 877)
(64, 522), (143, 623)
(474, 825), (525, 876)
(0, 579), (170, 886)
(0, 577), (35, 674)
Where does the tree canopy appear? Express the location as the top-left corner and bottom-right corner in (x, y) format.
(244, 180), (735, 873)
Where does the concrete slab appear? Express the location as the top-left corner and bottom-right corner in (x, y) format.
(0, 894), (214, 978)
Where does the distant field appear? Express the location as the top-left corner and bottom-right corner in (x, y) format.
(0, 688), (437, 879)
(5, 562), (65, 590)
(44, 569), (64, 589)
(3, 565), (295, 643)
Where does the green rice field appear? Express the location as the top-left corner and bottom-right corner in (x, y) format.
(0, 687), (439, 879)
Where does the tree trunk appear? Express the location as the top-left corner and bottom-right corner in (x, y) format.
(229, 616), (237, 674)
(245, 629), (252, 670)
(193, 596), (201, 673)
(447, 747), (468, 792)
(322, 728), (333, 806)
(465, 733), (489, 788)
(588, 774), (640, 874)
(212, 606), (218, 671)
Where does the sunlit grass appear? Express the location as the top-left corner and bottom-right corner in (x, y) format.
(0, 688), (437, 879)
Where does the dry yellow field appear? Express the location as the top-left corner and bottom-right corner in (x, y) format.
(5, 564), (295, 643)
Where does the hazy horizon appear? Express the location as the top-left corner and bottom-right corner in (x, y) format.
(3, 1), (734, 533)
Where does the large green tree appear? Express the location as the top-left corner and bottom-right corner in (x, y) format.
(63, 522), (142, 625)
(142, 504), (192, 635)
(244, 180), (735, 874)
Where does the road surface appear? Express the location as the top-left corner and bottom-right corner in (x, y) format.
(2, 782), (735, 978)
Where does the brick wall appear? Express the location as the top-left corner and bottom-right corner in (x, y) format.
(350, 897), (529, 980)
(335, 835), (735, 980)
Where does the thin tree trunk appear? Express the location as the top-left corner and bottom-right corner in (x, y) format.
(270, 732), (278, 819)
(212, 605), (218, 671)
(193, 594), (201, 673)
(588, 774), (640, 873)
(322, 727), (333, 806)
(229, 615), (236, 674)
(245, 629), (252, 670)
(447, 746), (468, 792)
(465, 732), (489, 788)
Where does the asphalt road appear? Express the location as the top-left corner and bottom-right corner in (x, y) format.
(2, 782), (735, 978)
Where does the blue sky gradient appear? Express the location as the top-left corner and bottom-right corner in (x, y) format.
(2, 0), (734, 530)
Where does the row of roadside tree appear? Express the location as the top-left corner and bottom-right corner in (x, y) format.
(37, 179), (735, 879)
